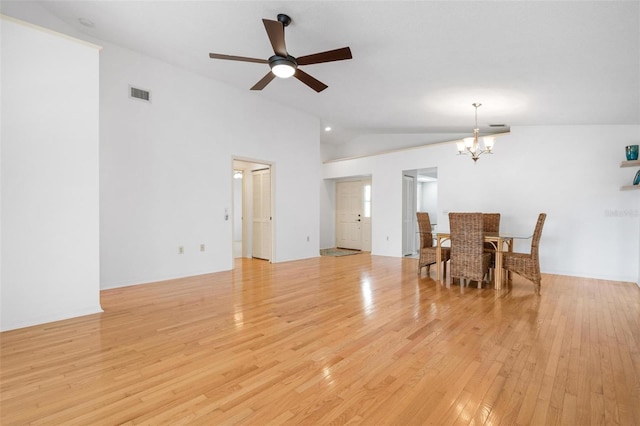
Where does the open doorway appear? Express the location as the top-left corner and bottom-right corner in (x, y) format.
(402, 167), (438, 256)
(232, 159), (273, 264)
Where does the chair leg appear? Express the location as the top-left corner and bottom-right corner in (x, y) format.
(533, 278), (541, 293)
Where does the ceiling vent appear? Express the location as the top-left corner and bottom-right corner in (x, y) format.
(129, 85), (150, 102)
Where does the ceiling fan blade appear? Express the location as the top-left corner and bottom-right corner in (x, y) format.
(209, 53), (268, 64)
(262, 19), (287, 57)
(294, 69), (328, 93)
(296, 47), (352, 66)
(250, 72), (276, 91)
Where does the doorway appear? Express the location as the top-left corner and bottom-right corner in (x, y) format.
(335, 178), (372, 251)
(232, 159), (273, 263)
(402, 167), (438, 256)
(251, 168), (271, 260)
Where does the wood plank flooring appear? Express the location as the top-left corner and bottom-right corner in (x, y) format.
(1, 254), (639, 425)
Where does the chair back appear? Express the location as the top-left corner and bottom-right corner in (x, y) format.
(416, 212), (433, 248)
(449, 212), (485, 280)
(530, 213), (547, 257)
(483, 213), (500, 234)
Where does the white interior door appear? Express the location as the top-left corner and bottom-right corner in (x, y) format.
(402, 175), (416, 256)
(336, 181), (363, 250)
(252, 168), (271, 261)
(361, 180), (372, 252)
(232, 171), (243, 258)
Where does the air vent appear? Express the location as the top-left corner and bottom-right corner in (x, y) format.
(489, 124), (506, 127)
(129, 86), (150, 102)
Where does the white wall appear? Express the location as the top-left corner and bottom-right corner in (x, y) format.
(1, 17), (102, 331)
(323, 125), (640, 282)
(99, 41), (320, 289)
(418, 181), (438, 224)
(1, 5), (322, 293)
(233, 176), (243, 243)
(319, 179), (336, 249)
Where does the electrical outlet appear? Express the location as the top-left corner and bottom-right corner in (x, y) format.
(178, 246), (184, 254)
(306, 236), (310, 242)
(386, 236), (389, 241)
(200, 244), (205, 252)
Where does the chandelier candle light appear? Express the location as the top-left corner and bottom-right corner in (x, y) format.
(456, 103), (495, 162)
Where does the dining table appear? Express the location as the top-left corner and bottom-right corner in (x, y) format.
(435, 231), (532, 289)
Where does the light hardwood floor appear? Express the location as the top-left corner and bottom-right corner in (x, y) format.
(1, 255), (639, 425)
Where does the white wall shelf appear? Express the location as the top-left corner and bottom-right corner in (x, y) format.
(620, 159), (640, 191)
(620, 159), (640, 168)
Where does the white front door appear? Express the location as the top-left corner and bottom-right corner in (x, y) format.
(336, 181), (363, 250)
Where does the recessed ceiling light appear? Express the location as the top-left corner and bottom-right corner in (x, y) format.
(78, 18), (95, 28)
(324, 126), (332, 132)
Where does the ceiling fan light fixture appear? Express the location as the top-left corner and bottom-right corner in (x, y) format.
(270, 56), (297, 78)
(271, 63), (295, 78)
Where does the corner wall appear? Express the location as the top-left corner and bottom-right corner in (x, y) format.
(1, 17), (102, 331)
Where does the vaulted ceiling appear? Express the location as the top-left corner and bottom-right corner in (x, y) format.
(3, 1), (639, 159)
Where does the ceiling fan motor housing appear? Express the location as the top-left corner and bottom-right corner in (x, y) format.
(277, 14), (291, 27)
(269, 55), (297, 69)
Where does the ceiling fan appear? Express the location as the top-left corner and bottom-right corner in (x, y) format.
(208, 14), (352, 93)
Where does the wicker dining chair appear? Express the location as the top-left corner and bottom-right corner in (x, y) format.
(483, 213), (500, 242)
(483, 213), (501, 272)
(503, 213), (547, 292)
(449, 212), (491, 288)
(417, 212), (450, 277)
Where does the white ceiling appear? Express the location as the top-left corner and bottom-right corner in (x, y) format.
(3, 1), (639, 158)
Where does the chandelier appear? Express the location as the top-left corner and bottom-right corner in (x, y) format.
(456, 103), (495, 162)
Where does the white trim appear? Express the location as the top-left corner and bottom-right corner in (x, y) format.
(0, 306), (103, 332)
(1, 14), (103, 51)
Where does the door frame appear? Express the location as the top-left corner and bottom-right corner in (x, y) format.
(402, 174), (417, 256)
(231, 157), (275, 265)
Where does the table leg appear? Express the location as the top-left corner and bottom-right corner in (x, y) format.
(436, 237), (442, 281)
(507, 239), (513, 282)
(495, 242), (503, 290)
